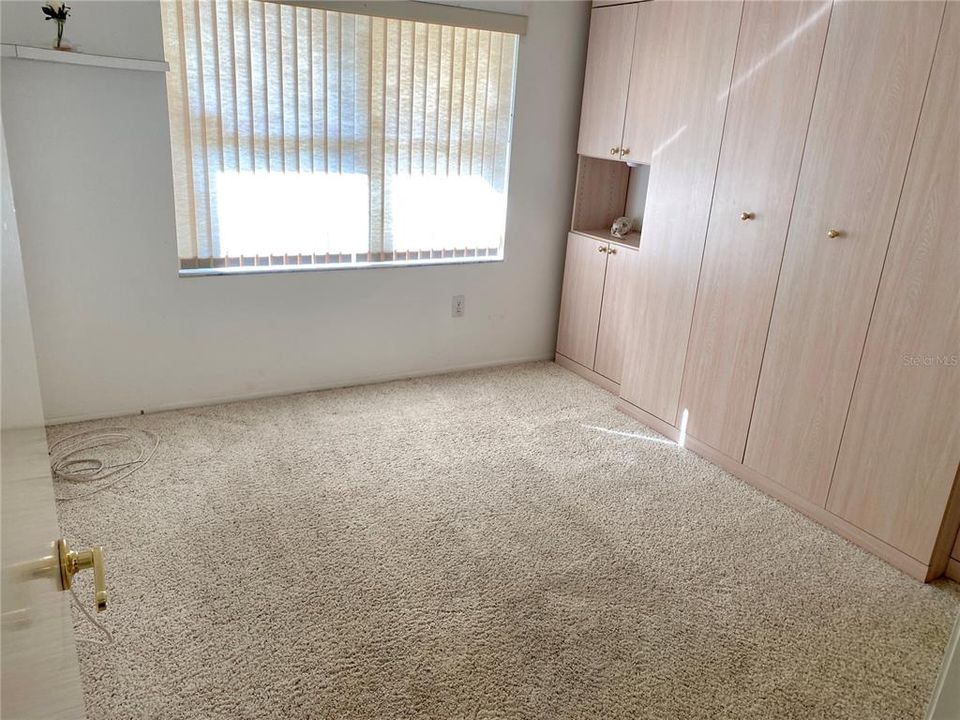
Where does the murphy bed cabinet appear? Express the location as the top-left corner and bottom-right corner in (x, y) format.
(556, 0), (960, 582)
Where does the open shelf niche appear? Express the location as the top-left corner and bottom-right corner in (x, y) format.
(570, 155), (650, 250)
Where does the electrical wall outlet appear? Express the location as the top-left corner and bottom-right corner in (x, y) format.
(452, 295), (465, 317)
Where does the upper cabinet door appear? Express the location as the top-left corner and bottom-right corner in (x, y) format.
(577, 4), (639, 160)
(619, 1), (743, 424)
(621, 1), (673, 165)
(556, 232), (608, 369)
(744, 0), (945, 504)
(678, 1), (831, 461)
(826, 2), (960, 564)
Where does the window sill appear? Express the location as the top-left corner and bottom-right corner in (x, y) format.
(178, 255), (504, 278)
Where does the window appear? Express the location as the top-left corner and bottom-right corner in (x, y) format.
(161, 0), (519, 274)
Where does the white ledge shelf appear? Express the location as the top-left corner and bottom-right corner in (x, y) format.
(1, 44), (168, 73)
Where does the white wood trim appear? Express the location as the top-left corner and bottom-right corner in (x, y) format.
(266, 1), (528, 35)
(0, 44), (169, 73)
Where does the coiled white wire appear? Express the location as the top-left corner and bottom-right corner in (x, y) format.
(50, 427), (160, 502)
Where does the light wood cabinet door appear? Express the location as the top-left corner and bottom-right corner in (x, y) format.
(744, 0), (945, 504)
(620, 1), (673, 165)
(619, 1), (743, 424)
(577, 4), (638, 160)
(556, 232), (608, 369)
(594, 245), (639, 384)
(678, 1), (831, 461)
(826, 1), (960, 564)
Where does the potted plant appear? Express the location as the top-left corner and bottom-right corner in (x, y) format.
(41, 1), (71, 50)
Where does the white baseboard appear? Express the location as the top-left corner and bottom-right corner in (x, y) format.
(44, 353), (554, 425)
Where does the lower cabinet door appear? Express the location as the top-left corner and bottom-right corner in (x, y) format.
(594, 245), (639, 384)
(556, 232), (608, 369)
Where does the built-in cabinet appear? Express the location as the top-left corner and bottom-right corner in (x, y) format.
(744, 0), (945, 503)
(558, 0), (960, 581)
(619, 1), (671, 165)
(556, 232), (639, 387)
(826, 1), (960, 565)
(577, 3), (639, 161)
(618, 0), (742, 424)
(679, 0), (831, 462)
(593, 241), (640, 384)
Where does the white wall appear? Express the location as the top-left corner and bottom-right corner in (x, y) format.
(1, 126), (46, 430)
(1, 0), (589, 423)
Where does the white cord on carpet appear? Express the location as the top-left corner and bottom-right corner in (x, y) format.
(52, 426), (159, 642)
(50, 427), (160, 501)
(69, 585), (114, 646)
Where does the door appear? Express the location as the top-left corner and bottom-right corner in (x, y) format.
(1, 129), (86, 717)
(577, 3), (638, 160)
(594, 244), (639, 384)
(744, 0), (944, 503)
(556, 232), (608, 369)
(826, 1), (959, 565)
(619, 0), (743, 424)
(620, 1), (673, 165)
(678, 1), (832, 461)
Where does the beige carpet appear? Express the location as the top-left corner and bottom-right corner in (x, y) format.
(53, 361), (959, 719)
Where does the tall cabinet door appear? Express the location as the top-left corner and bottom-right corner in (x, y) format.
(678, 1), (831, 461)
(619, 1), (743, 423)
(826, 1), (960, 566)
(744, 0), (945, 504)
(577, 4), (639, 160)
(620, 1), (673, 165)
(556, 232), (608, 369)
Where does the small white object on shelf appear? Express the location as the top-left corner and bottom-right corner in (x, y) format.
(0, 44), (168, 73)
(610, 216), (634, 239)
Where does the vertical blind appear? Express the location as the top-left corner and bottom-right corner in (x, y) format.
(161, 0), (519, 270)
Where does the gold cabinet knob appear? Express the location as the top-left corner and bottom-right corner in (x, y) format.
(827, 229), (841, 238)
(620, 148), (630, 157)
(597, 245), (608, 253)
(608, 247), (618, 255)
(740, 211), (754, 221)
(609, 147), (620, 155)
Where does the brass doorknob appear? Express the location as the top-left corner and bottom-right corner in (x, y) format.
(597, 245), (608, 253)
(740, 211), (754, 221)
(827, 229), (841, 238)
(620, 148), (630, 157)
(608, 247), (618, 255)
(609, 146), (620, 155)
(57, 539), (107, 612)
